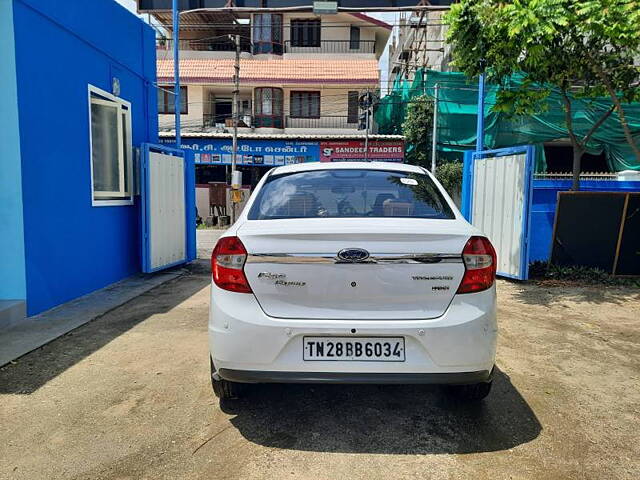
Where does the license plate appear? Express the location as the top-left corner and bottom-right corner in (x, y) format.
(303, 336), (405, 362)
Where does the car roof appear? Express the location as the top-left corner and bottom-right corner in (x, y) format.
(268, 161), (425, 176)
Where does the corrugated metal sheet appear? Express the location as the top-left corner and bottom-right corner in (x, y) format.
(148, 152), (186, 270)
(472, 154), (527, 278)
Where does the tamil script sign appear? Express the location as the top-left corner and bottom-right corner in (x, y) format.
(160, 138), (319, 165)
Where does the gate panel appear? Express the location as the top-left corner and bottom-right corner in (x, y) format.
(149, 151), (185, 269)
(464, 146), (534, 280)
(141, 144), (195, 273)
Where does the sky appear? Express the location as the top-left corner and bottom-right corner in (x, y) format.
(113, 0), (396, 91)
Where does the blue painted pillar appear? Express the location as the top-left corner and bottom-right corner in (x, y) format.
(0, 0), (27, 303)
(475, 73), (485, 152)
(173, 0), (181, 147)
(461, 150), (474, 221)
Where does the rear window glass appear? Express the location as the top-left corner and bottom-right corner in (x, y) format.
(247, 169), (455, 220)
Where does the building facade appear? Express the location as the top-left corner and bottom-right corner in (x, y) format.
(147, 10), (391, 135)
(137, 4), (404, 218)
(0, 0), (158, 318)
(138, 4), (403, 164)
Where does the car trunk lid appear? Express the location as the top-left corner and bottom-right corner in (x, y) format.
(238, 218), (470, 320)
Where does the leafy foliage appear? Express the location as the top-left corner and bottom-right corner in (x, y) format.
(402, 94), (463, 197)
(402, 95), (434, 169)
(435, 162), (463, 197)
(445, 0), (640, 188)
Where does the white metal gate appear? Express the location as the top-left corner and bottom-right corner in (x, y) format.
(141, 144), (195, 273)
(463, 146), (535, 280)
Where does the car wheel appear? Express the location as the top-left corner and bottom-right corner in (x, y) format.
(446, 380), (492, 402)
(210, 358), (243, 400)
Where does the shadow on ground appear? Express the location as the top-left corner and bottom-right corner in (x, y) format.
(222, 368), (541, 455)
(0, 264), (210, 395)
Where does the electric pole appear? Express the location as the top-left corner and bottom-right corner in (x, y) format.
(431, 83), (439, 173)
(230, 33), (241, 224)
(172, 0), (181, 148)
(364, 88), (370, 161)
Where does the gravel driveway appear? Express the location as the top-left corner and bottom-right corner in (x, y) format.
(1, 262), (638, 480)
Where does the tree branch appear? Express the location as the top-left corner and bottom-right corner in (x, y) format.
(591, 59), (640, 161)
(581, 104), (615, 145)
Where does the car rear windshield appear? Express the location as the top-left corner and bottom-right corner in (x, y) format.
(247, 169), (455, 220)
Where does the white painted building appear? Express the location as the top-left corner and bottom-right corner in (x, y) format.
(137, 6), (392, 135)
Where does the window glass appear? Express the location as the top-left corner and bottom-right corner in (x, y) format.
(121, 108), (130, 193)
(253, 14), (283, 53)
(347, 91), (359, 123)
(350, 26), (360, 50)
(291, 91), (320, 118)
(89, 89), (132, 203)
(291, 19), (320, 47)
(91, 100), (120, 193)
(262, 88), (273, 114)
(248, 169), (455, 220)
(157, 86), (187, 114)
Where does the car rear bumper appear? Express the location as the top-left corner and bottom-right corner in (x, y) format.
(209, 282), (497, 378)
(216, 368), (493, 385)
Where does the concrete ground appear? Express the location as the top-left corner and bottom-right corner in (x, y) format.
(1, 259), (639, 479)
(196, 229), (225, 259)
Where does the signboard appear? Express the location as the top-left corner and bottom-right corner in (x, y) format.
(160, 138), (319, 166)
(313, 1), (338, 14)
(320, 140), (404, 162)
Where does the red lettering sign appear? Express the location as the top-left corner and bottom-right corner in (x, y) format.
(320, 140), (405, 163)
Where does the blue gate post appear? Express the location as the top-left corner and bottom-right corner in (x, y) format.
(172, 0), (181, 148)
(461, 150), (474, 221)
(475, 74), (486, 152)
(185, 149), (196, 262)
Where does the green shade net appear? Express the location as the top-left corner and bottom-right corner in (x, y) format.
(376, 69), (640, 172)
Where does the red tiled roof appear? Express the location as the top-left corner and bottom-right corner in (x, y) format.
(157, 58), (380, 85)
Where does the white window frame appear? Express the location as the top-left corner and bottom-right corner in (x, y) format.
(88, 85), (134, 207)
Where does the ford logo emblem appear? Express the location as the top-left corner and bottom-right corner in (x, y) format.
(337, 248), (370, 263)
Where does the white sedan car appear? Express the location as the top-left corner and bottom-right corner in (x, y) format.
(209, 162), (497, 401)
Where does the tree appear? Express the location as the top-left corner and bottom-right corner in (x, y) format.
(574, 1), (640, 162)
(402, 95), (434, 169)
(445, 0), (640, 190)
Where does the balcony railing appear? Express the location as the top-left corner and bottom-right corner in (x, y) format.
(286, 115), (358, 129)
(204, 113), (253, 127)
(160, 114), (361, 132)
(156, 38), (251, 53)
(254, 114), (284, 129)
(157, 38), (375, 54)
(284, 40), (375, 54)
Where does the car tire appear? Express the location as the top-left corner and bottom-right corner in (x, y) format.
(210, 358), (243, 400)
(446, 380), (492, 402)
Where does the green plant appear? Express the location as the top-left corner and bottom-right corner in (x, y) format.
(529, 261), (640, 287)
(402, 95), (434, 169)
(435, 161), (463, 197)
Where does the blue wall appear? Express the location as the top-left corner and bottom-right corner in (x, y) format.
(0, 0), (27, 301)
(13, 0), (158, 315)
(529, 179), (640, 262)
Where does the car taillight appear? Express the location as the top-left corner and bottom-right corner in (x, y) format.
(457, 236), (497, 294)
(211, 236), (252, 293)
